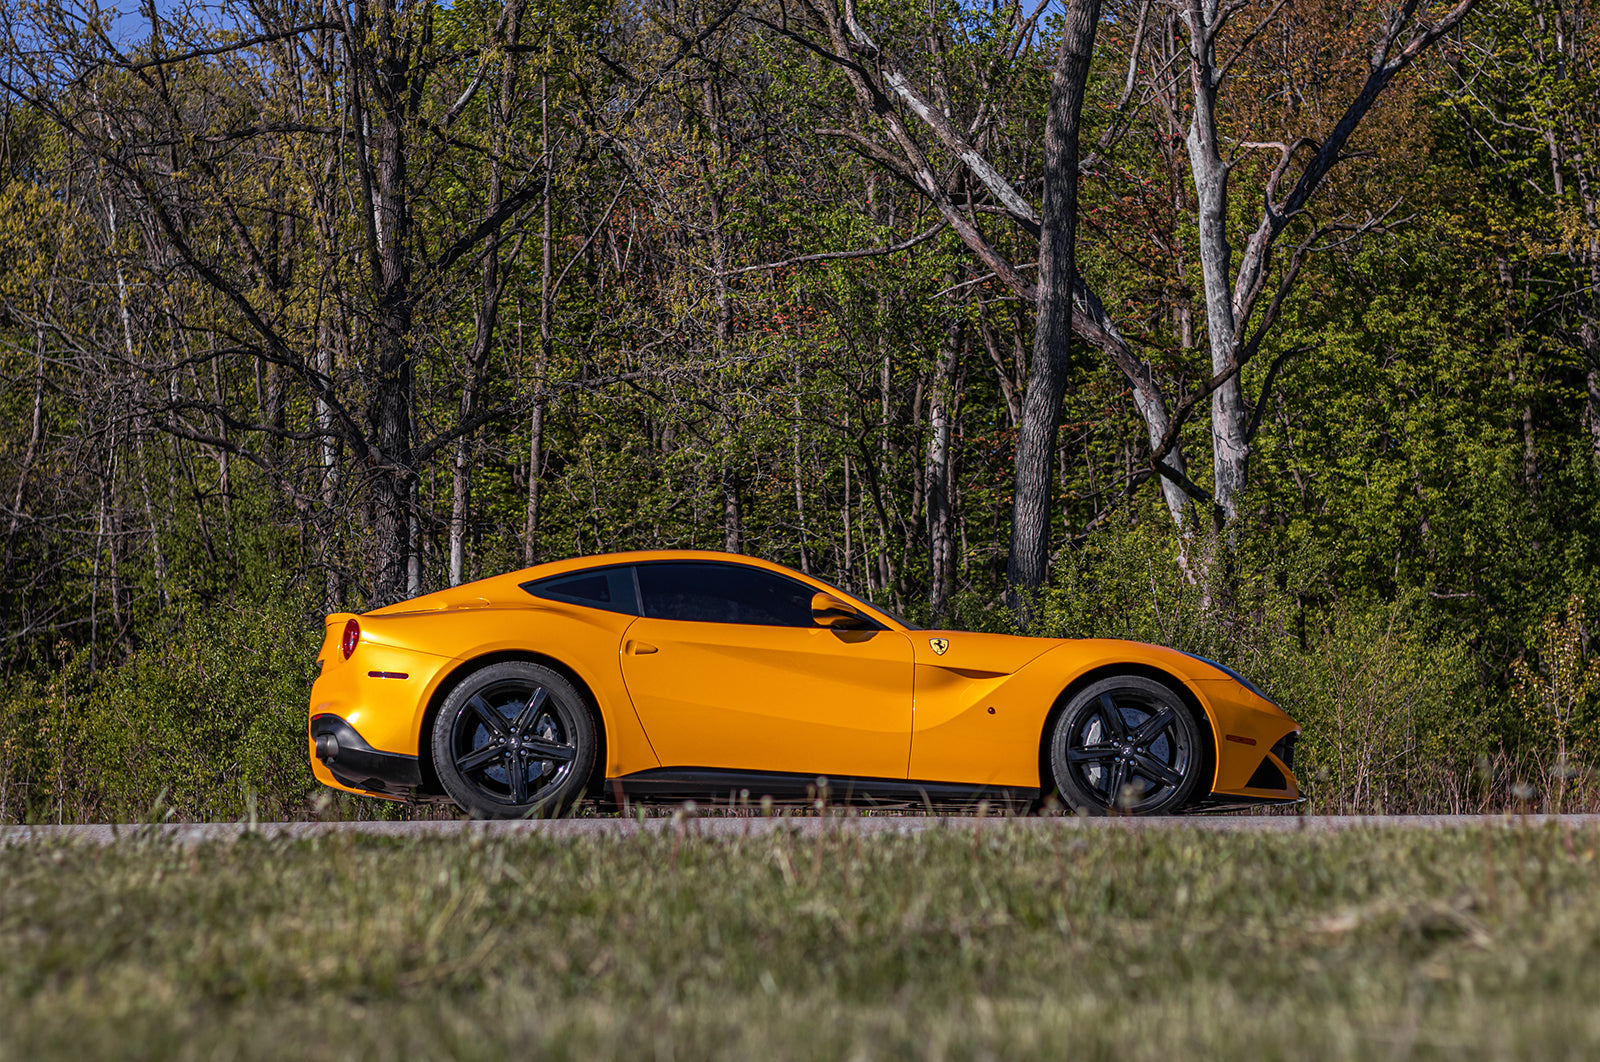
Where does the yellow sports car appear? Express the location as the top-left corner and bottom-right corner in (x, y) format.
(308, 550), (1300, 817)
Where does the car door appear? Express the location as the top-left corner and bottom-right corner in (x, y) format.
(619, 561), (914, 780)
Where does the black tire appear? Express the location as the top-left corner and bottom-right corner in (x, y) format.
(1047, 675), (1204, 815)
(431, 661), (595, 819)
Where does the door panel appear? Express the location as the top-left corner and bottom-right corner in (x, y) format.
(619, 618), (914, 779)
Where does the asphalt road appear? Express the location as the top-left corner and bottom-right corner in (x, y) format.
(5, 813), (1600, 845)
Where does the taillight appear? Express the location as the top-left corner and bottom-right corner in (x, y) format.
(341, 618), (360, 659)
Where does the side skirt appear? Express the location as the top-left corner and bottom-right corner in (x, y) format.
(609, 768), (1040, 811)
(1191, 795), (1306, 814)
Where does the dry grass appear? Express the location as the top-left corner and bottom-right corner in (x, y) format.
(4, 822), (1600, 1059)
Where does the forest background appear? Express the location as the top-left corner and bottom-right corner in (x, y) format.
(0, 0), (1598, 822)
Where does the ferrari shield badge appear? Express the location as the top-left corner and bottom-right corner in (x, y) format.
(929, 637), (949, 656)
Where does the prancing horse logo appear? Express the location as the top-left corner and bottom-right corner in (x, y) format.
(929, 637), (949, 656)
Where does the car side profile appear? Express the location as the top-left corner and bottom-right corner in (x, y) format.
(308, 550), (1300, 816)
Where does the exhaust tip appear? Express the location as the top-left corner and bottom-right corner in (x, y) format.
(315, 733), (340, 762)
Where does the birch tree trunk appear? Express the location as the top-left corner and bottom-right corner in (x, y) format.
(1181, 0), (1247, 525)
(808, 0), (1197, 591)
(925, 313), (963, 619)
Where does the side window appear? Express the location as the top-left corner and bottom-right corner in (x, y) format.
(637, 563), (818, 627)
(521, 566), (639, 615)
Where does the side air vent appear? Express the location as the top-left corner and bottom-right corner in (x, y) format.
(1246, 756), (1288, 792)
(1270, 732), (1297, 772)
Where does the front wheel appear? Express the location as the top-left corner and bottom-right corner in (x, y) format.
(1047, 676), (1204, 815)
(431, 661), (595, 819)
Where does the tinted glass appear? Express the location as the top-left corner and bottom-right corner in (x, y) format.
(521, 565), (639, 615)
(637, 562), (816, 627)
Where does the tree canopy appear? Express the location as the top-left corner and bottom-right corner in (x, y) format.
(3, 0), (1600, 815)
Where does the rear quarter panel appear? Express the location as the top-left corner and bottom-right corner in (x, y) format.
(310, 601), (661, 778)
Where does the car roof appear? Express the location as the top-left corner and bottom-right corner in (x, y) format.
(366, 550), (909, 631)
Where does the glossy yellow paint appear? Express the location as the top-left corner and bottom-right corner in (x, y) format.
(307, 549), (1300, 804)
(904, 634), (1297, 796)
(809, 592), (870, 629)
(621, 619), (913, 778)
(308, 589), (666, 789)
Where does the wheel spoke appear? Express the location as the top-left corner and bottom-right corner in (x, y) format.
(1131, 706), (1177, 746)
(510, 687), (549, 737)
(522, 738), (576, 763)
(1131, 751), (1184, 789)
(465, 694), (509, 738)
(1106, 757), (1130, 802)
(455, 742), (504, 773)
(507, 753), (528, 803)
(1067, 743), (1120, 765)
(1097, 694), (1128, 740)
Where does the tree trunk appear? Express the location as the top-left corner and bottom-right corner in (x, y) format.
(1183, 0), (1246, 526)
(370, 357), (416, 604)
(317, 318), (342, 608)
(448, 427), (472, 586)
(793, 352), (812, 574)
(362, 1), (426, 605)
(978, 319), (1023, 429)
(1006, 0), (1098, 608)
(525, 70), (555, 569)
(926, 314), (963, 619)
(1588, 366), (1600, 466)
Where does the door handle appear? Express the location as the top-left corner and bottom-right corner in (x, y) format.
(627, 641), (659, 655)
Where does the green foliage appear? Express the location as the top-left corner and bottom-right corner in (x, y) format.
(1511, 597), (1600, 809)
(1248, 194), (1600, 662)
(3, 0), (1600, 821)
(1278, 598), (1491, 815)
(83, 593), (323, 821)
(0, 591), (325, 823)
(0, 656), (89, 826)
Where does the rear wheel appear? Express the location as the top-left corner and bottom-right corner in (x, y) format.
(431, 661), (595, 819)
(1047, 676), (1204, 815)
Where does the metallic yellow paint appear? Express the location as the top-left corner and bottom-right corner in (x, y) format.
(307, 549), (1300, 807)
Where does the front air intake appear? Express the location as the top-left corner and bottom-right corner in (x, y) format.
(1246, 756), (1288, 792)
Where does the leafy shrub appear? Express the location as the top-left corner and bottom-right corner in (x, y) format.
(0, 654), (88, 824)
(80, 592), (323, 820)
(1510, 596), (1600, 811)
(0, 591), (325, 823)
(0, 523), (1566, 820)
(1274, 597), (1489, 813)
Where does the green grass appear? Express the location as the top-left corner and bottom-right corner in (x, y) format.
(4, 823), (1600, 1059)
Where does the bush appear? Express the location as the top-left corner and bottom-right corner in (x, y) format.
(0, 525), (1563, 820)
(1509, 596), (1600, 812)
(0, 591), (325, 823)
(1274, 597), (1489, 813)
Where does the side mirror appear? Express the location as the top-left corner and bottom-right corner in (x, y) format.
(811, 592), (870, 630)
